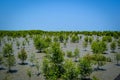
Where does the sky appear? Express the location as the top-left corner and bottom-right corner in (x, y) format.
(0, 0), (120, 31)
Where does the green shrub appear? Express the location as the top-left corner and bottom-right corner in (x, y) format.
(62, 59), (79, 80)
(79, 58), (92, 79)
(18, 48), (27, 64)
(110, 41), (116, 52)
(71, 35), (79, 43)
(67, 51), (73, 58)
(84, 36), (89, 43)
(102, 36), (112, 42)
(114, 53), (120, 64)
(91, 41), (107, 54)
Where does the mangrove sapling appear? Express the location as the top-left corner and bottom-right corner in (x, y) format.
(34, 38), (48, 53)
(5, 55), (16, 72)
(2, 43), (16, 72)
(42, 58), (50, 79)
(3, 43), (13, 57)
(27, 68), (32, 80)
(22, 40), (26, 48)
(0, 53), (3, 69)
(53, 36), (59, 42)
(89, 36), (93, 44)
(79, 58), (93, 79)
(67, 51), (73, 58)
(16, 40), (20, 49)
(43, 42), (64, 79)
(92, 54), (107, 70)
(29, 53), (36, 66)
(84, 36), (89, 43)
(64, 35), (68, 42)
(102, 36), (112, 42)
(71, 35), (79, 43)
(117, 39), (120, 49)
(79, 35), (82, 40)
(92, 76), (100, 80)
(74, 47), (80, 62)
(62, 59), (79, 80)
(59, 35), (64, 43)
(114, 53), (120, 65)
(110, 41), (116, 53)
(96, 36), (100, 42)
(35, 60), (41, 76)
(83, 41), (88, 51)
(63, 41), (67, 48)
(91, 41), (107, 54)
(18, 48), (27, 65)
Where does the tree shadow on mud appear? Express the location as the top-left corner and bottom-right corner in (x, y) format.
(36, 50), (44, 53)
(110, 51), (116, 53)
(7, 69), (18, 73)
(93, 68), (106, 71)
(103, 52), (109, 54)
(0, 67), (6, 70)
(114, 74), (120, 80)
(115, 64), (120, 66)
(81, 78), (91, 80)
(18, 62), (28, 65)
(30, 64), (35, 67)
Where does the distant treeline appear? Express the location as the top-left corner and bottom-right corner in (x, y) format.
(0, 30), (120, 38)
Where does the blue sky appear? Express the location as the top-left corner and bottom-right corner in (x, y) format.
(0, 0), (120, 31)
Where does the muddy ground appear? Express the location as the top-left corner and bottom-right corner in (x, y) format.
(0, 35), (120, 80)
